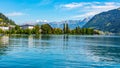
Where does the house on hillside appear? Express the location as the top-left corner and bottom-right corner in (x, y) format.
(0, 26), (9, 30)
(21, 24), (34, 29)
(0, 25), (15, 31)
(9, 25), (15, 30)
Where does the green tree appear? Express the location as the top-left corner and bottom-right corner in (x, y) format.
(9, 28), (16, 34)
(75, 26), (81, 34)
(32, 25), (40, 34)
(0, 29), (3, 34)
(24, 29), (32, 34)
(86, 28), (94, 35)
(70, 29), (76, 34)
(41, 24), (53, 34)
(53, 28), (63, 34)
(15, 25), (20, 30)
(63, 23), (70, 34)
(81, 28), (87, 35)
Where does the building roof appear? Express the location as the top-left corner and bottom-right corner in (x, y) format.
(20, 24), (34, 27)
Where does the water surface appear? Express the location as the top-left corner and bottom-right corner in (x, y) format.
(0, 35), (120, 68)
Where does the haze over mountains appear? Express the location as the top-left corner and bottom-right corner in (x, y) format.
(36, 17), (91, 29)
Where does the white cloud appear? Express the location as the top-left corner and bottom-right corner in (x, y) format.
(89, 3), (117, 9)
(73, 11), (98, 18)
(67, 2), (120, 19)
(36, 19), (48, 23)
(105, 2), (115, 5)
(60, 2), (120, 9)
(6, 12), (25, 17)
(36, 20), (40, 22)
(60, 2), (101, 9)
(60, 2), (83, 9)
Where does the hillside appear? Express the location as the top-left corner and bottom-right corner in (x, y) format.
(83, 8), (120, 33)
(0, 13), (15, 25)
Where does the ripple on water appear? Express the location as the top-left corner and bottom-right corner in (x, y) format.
(0, 35), (120, 68)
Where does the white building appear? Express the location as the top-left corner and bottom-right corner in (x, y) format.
(21, 24), (34, 29)
(0, 26), (9, 30)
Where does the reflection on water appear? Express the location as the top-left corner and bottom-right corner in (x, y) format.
(0, 35), (9, 56)
(0, 35), (120, 67)
(0, 46), (8, 56)
(0, 35), (9, 45)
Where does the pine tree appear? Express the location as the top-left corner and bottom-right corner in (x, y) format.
(63, 23), (70, 34)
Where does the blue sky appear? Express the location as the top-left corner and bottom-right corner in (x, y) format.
(0, 0), (120, 24)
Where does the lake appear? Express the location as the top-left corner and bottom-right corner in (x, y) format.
(0, 35), (120, 68)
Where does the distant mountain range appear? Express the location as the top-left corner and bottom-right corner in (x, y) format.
(83, 8), (120, 33)
(37, 17), (91, 29)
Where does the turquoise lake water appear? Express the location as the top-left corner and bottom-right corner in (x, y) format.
(0, 35), (120, 68)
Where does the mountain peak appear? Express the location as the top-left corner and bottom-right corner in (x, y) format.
(82, 17), (92, 22)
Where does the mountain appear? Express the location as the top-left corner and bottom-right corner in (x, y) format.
(0, 13), (15, 25)
(83, 8), (120, 33)
(49, 20), (83, 29)
(80, 17), (92, 27)
(37, 18), (91, 29)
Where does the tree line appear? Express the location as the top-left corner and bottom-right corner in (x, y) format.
(0, 23), (99, 35)
(41, 23), (98, 35)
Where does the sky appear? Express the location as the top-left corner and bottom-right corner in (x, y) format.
(0, 0), (120, 24)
